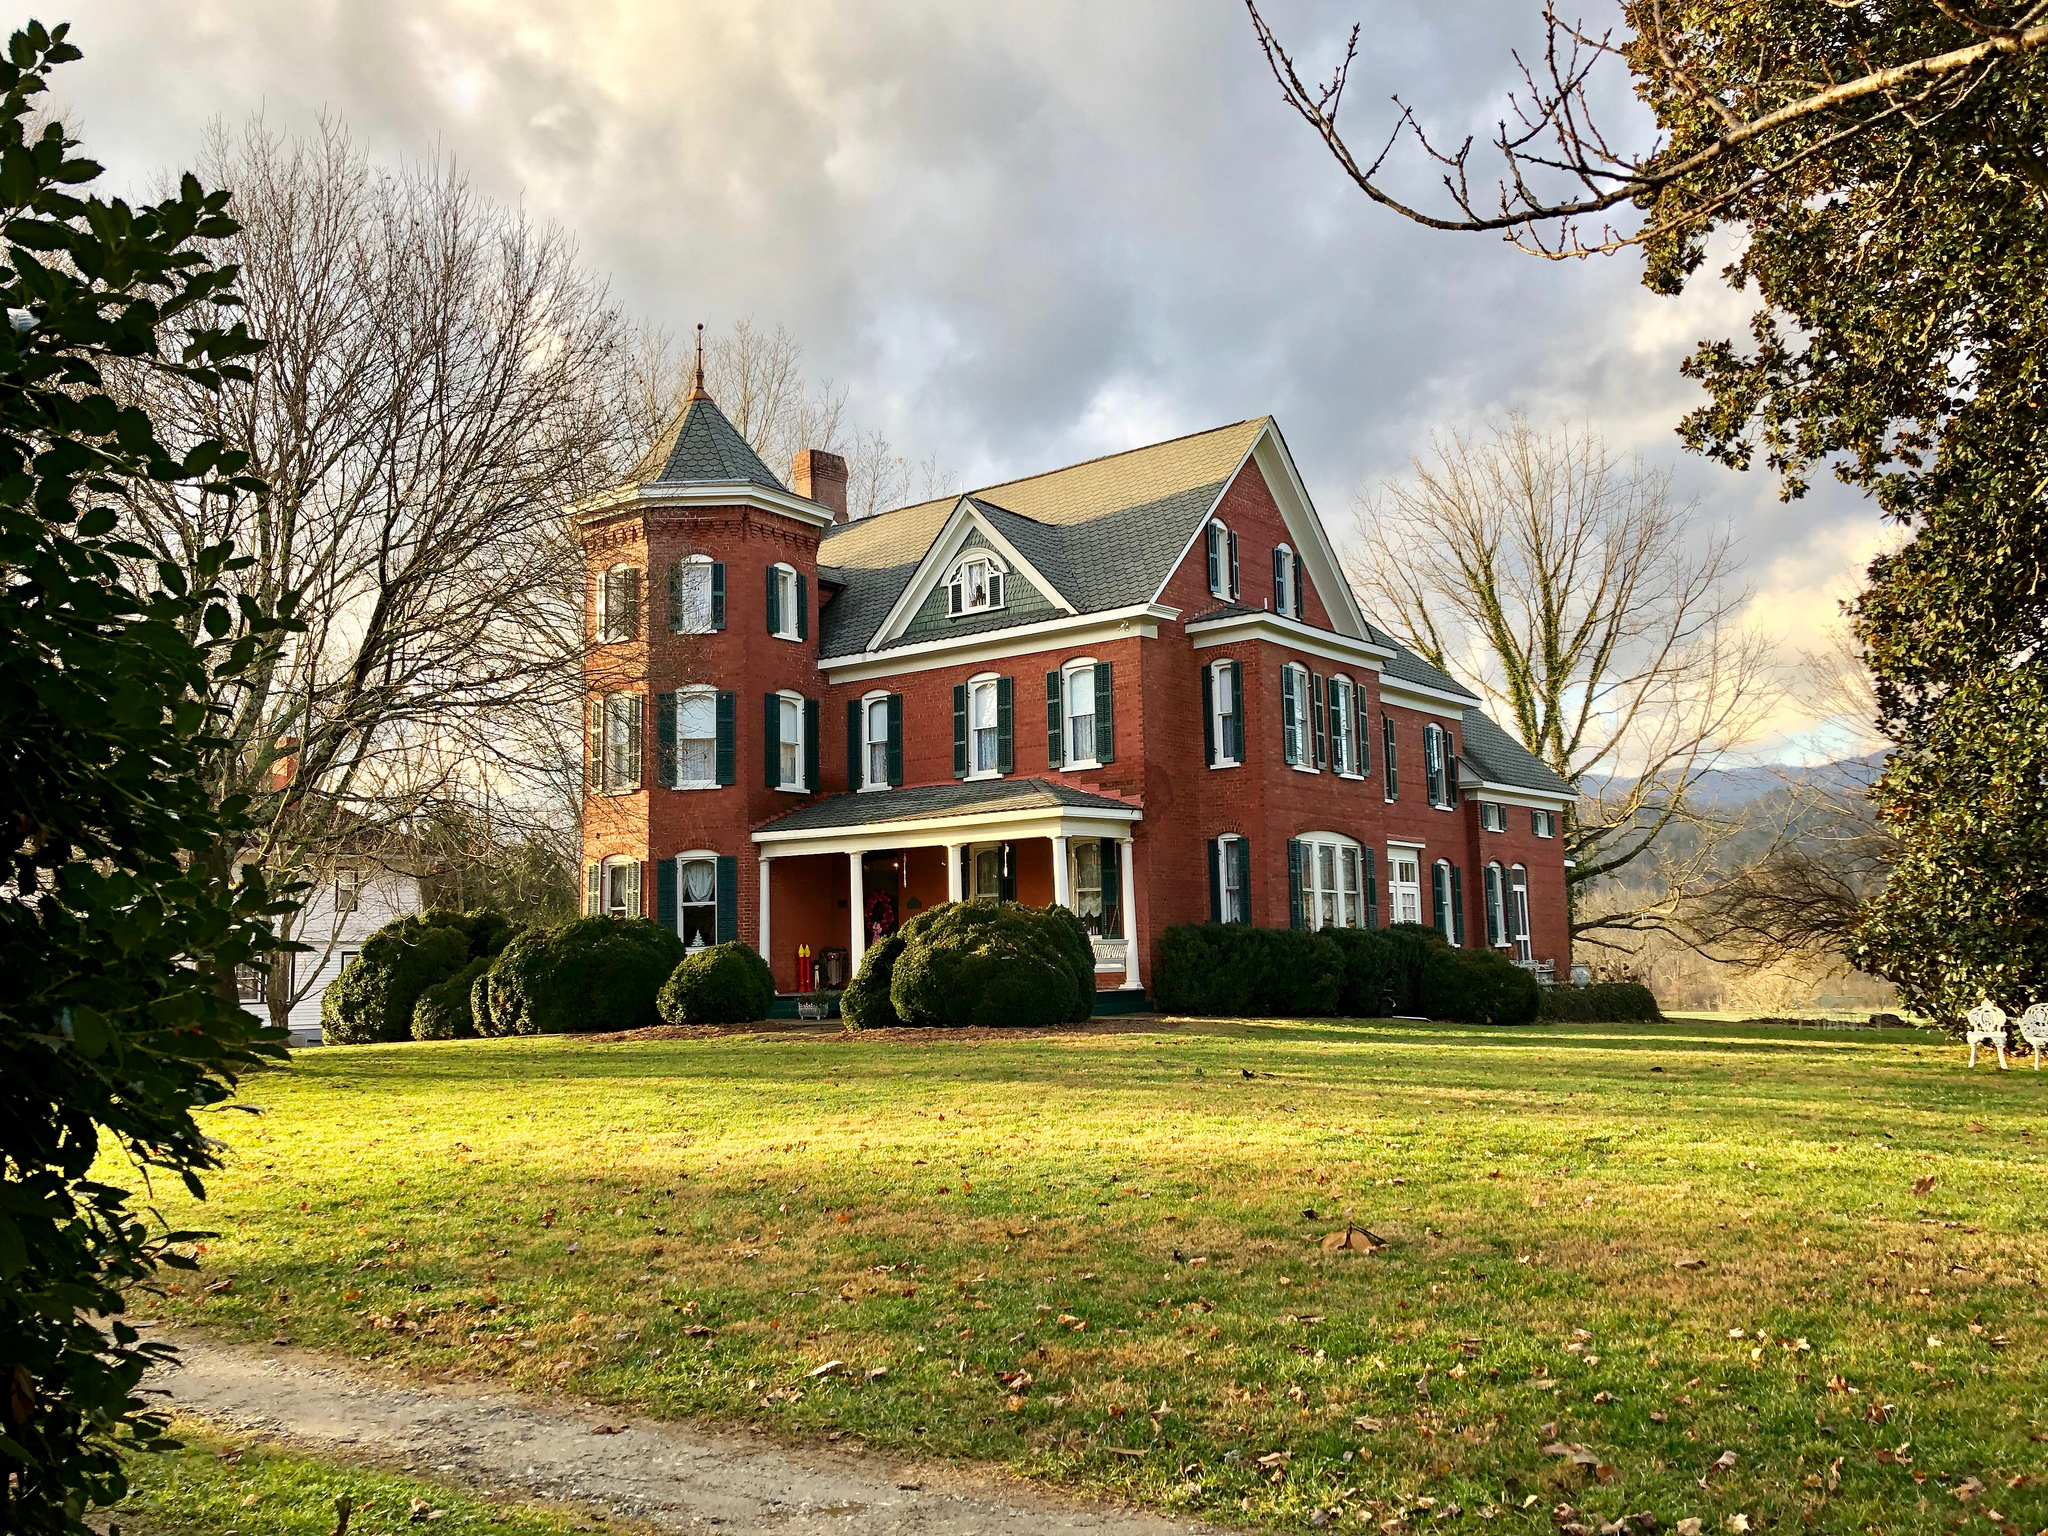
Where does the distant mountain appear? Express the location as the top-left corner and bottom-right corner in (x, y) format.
(1576, 753), (1886, 810)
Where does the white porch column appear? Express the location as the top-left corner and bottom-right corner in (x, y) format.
(758, 856), (773, 968)
(1118, 833), (1142, 991)
(945, 842), (964, 903)
(848, 851), (866, 967)
(1051, 835), (1072, 909)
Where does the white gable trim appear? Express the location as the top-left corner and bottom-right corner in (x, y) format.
(1464, 779), (1574, 810)
(863, 497), (1076, 649)
(1185, 609), (1395, 669)
(1378, 674), (1479, 716)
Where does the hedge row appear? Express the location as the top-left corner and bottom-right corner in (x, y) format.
(1537, 980), (1662, 1022)
(322, 908), (517, 1044)
(843, 901), (1097, 1030)
(1153, 921), (1543, 1025)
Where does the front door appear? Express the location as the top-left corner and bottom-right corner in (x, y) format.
(1388, 850), (1422, 925)
(861, 851), (901, 947)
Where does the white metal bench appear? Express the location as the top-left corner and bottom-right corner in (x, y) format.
(1965, 1001), (2009, 1069)
(2017, 1003), (2048, 1071)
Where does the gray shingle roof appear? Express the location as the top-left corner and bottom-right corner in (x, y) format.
(756, 778), (1138, 835)
(1376, 637), (1480, 701)
(634, 394), (786, 491)
(816, 418), (1267, 658)
(1457, 710), (1574, 798)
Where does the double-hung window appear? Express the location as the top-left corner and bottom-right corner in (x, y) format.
(1387, 848), (1422, 925)
(1329, 675), (1354, 775)
(601, 855), (641, 918)
(1423, 722), (1450, 807)
(1431, 858), (1463, 943)
(1281, 662), (1314, 769)
(1218, 835), (1245, 923)
(333, 868), (361, 914)
(1291, 832), (1364, 931)
(1509, 864), (1533, 962)
(677, 688), (717, 787)
(1273, 544), (1298, 616)
(669, 556), (722, 633)
(1532, 808), (1557, 838)
(677, 856), (717, 951)
(767, 563), (804, 640)
(1481, 801), (1507, 832)
(1205, 521), (1240, 599)
(598, 692), (642, 793)
(600, 565), (640, 643)
(972, 677), (1002, 776)
(1065, 663), (1097, 767)
(1484, 862), (1508, 947)
(865, 696), (891, 788)
(779, 695), (802, 788)
(1206, 659), (1241, 767)
(1074, 840), (1105, 932)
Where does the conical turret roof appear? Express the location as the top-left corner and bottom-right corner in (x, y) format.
(630, 391), (787, 491)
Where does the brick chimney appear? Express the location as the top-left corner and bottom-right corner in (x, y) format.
(267, 737), (300, 793)
(789, 448), (849, 521)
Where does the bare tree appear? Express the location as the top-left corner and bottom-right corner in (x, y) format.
(1352, 414), (1778, 944)
(1244, 0), (2048, 258)
(105, 115), (643, 1027)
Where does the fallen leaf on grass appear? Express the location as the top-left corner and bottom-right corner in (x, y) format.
(1954, 1476), (1985, 1502)
(866, 1366), (887, 1380)
(1649, 1412), (1669, 1424)
(1675, 1521), (1703, 1536)
(680, 1325), (713, 1338)
(1104, 1447), (1147, 1458)
(806, 1359), (847, 1378)
(1711, 1450), (1738, 1473)
(588, 1424), (627, 1436)
(1725, 1517), (1749, 1535)
(1913, 1175), (1936, 1196)
(1673, 1258), (1706, 1270)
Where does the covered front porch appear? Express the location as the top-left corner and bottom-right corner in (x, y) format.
(751, 779), (1145, 999)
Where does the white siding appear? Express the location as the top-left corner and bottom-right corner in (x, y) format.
(243, 867), (422, 1046)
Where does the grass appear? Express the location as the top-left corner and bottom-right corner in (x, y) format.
(114, 1416), (615, 1536)
(122, 1017), (2048, 1533)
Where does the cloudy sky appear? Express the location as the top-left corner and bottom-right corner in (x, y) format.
(48, 0), (1880, 759)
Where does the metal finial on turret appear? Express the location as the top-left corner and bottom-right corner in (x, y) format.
(685, 322), (709, 402)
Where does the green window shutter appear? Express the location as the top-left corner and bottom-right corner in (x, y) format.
(715, 855), (738, 944)
(710, 562), (726, 630)
(1044, 670), (1064, 770)
(999, 841), (1016, 903)
(1206, 525), (1219, 592)
(847, 698), (862, 790)
(1287, 838), (1305, 930)
(626, 695), (644, 791)
(1431, 863), (1448, 933)
(588, 696), (603, 792)
(1228, 529), (1240, 597)
(714, 690), (736, 785)
(1450, 864), (1465, 946)
(655, 691), (677, 788)
(1207, 838), (1221, 922)
(1362, 848), (1379, 929)
(1358, 687), (1372, 775)
(804, 698), (820, 792)
(626, 860), (643, 917)
(763, 693), (781, 789)
(1311, 674), (1326, 769)
(1229, 661), (1245, 763)
(1102, 837), (1122, 938)
(1272, 547), (1285, 611)
(1485, 866), (1504, 947)
(585, 863), (600, 916)
(1383, 715), (1398, 798)
(1235, 837), (1252, 924)
(887, 694), (903, 786)
(1281, 667), (1299, 765)
(952, 684), (968, 779)
(796, 571), (809, 640)
(1093, 662), (1114, 763)
(766, 565), (780, 634)
(996, 675), (1014, 774)
(656, 856), (676, 929)
(1202, 665), (1216, 767)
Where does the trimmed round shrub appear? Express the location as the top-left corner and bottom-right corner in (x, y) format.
(322, 913), (470, 1044)
(412, 955), (493, 1041)
(1419, 945), (1543, 1025)
(1538, 980), (1662, 1022)
(888, 901), (1091, 1029)
(658, 942), (775, 1024)
(470, 961), (499, 1037)
(480, 916), (685, 1035)
(841, 932), (906, 1031)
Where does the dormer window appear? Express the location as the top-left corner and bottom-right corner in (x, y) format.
(947, 552), (1006, 616)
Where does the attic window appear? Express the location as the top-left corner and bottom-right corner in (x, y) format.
(947, 553), (1006, 616)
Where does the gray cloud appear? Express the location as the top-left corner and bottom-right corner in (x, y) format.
(50, 0), (1876, 754)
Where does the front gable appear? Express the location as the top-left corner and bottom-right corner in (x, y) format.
(897, 528), (1065, 645)
(865, 497), (1078, 653)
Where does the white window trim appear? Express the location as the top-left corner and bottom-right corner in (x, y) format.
(1424, 721), (1455, 811)
(675, 685), (720, 791)
(771, 562), (801, 642)
(332, 867), (362, 914)
(1284, 661), (1317, 775)
(1275, 544), (1297, 618)
(674, 554), (717, 636)
(965, 672), (1004, 782)
(1206, 520), (1230, 600)
(859, 688), (892, 792)
(1062, 657), (1101, 770)
(1432, 858), (1459, 946)
(1209, 658), (1240, 769)
(1386, 846), (1423, 926)
(947, 550), (1009, 618)
(599, 853), (641, 919)
(675, 850), (720, 951)
(600, 690), (641, 797)
(1297, 830), (1363, 932)
(1509, 863), (1533, 963)
(775, 687), (807, 793)
(968, 840), (1007, 899)
(1484, 860), (1509, 949)
(1216, 832), (1245, 923)
(1532, 808), (1557, 838)
(1480, 800), (1506, 832)
(1329, 673), (1361, 779)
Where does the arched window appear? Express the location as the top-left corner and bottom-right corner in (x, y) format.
(1424, 721), (1453, 808)
(767, 562), (803, 640)
(676, 853), (718, 950)
(598, 855), (641, 918)
(860, 689), (893, 790)
(1212, 833), (1248, 924)
(1509, 864), (1532, 963)
(1063, 657), (1101, 767)
(947, 550), (1007, 615)
(1272, 544), (1297, 617)
(600, 564), (640, 643)
(1281, 661), (1313, 768)
(1205, 520), (1239, 599)
(1484, 861), (1507, 947)
(966, 672), (1003, 778)
(1431, 858), (1465, 946)
(773, 689), (806, 790)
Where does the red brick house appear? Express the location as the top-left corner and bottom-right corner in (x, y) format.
(577, 380), (1574, 1006)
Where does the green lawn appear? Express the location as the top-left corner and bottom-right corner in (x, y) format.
(116, 1416), (613, 1536)
(125, 1018), (2048, 1533)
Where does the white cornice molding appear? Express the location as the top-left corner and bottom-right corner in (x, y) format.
(754, 798), (1142, 856)
(819, 603), (1179, 684)
(1464, 780), (1575, 809)
(571, 480), (838, 530)
(1377, 673), (1481, 715)
(1185, 609), (1395, 670)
